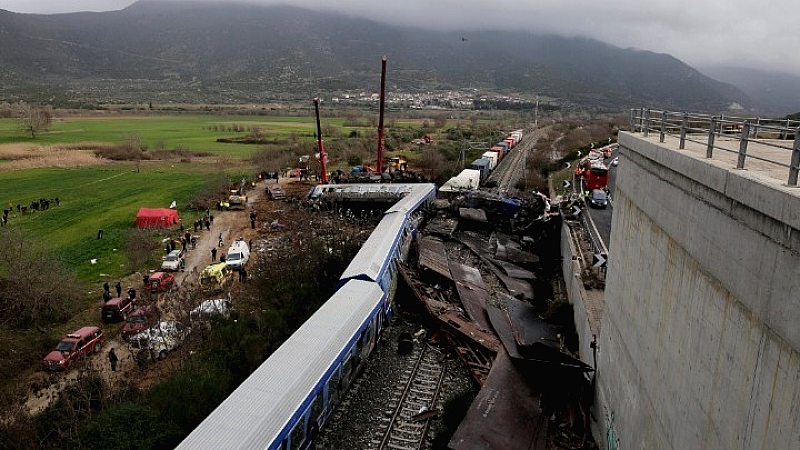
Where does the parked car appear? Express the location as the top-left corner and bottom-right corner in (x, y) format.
(146, 271), (175, 292)
(102, 296), (136, 323)
(589, 189), (608, 209)
(128, 321), (190, 362)
(122, 304), (159, 338)
(225, 239), (250, 271)
(161, 249), (183, 272)
(42, 326), (104, 371)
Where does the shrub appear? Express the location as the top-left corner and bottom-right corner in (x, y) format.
(0, 230), (83, 327)
(80, 402), (182, 450)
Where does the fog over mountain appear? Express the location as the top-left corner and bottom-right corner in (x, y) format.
(0, 1), (760, 112)
(5, 0), (800, 79)
(699, 67), (800, 115)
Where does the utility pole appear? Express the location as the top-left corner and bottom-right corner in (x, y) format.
(377, 56), (387, 175)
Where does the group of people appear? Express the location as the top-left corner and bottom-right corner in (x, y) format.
(102, 281), (136, 302)
(3, 198), (61, 224)
(193, 212), (213, 232)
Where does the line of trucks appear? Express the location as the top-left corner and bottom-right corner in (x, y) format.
(440, 129), (524, 193)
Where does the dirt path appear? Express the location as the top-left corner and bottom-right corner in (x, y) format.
(23, 179), (280, 416)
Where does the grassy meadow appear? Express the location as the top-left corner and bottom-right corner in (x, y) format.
(0, 114), (341, 157)
(1, 165), (214, 281)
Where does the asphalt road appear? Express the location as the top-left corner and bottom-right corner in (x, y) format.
(585, 148), (618, 249)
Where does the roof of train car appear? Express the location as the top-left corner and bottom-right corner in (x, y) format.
(384, 183), (436, 216)
(307, 183), (423, 199)
(339, 212), (406, 285)
(176, 280), (385, 450)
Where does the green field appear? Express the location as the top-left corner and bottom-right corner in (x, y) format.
(0, 114), (356, 157)
(1, 165), (214, 281)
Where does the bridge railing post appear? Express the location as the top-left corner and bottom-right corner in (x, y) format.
(707, 116), (717, 158)
(737, 121), (751, 169)
(659, 110), (667, 142)
(783, 119), (791, 140)
(630, 109), (635, 132)
(639, 108), (645, 133)
(679, 112), (688, 149)
(643, 108), (651, 137)
(788, 127), (800, 186)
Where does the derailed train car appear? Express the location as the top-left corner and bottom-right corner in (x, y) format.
(177, 183), (436, 450)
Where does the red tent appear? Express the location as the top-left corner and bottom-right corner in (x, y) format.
(135, 208), (179, 229)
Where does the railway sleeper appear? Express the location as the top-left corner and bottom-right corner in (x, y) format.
(388, 433), (421, 443)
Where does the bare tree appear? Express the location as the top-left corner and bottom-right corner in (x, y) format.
(15, 102), (52, 139)
(416, 148), (449, 182)
(251, 146), (296, 174)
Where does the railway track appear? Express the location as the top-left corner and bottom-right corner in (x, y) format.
(375, 343), (446, 450)
(487, 127), (540, 192)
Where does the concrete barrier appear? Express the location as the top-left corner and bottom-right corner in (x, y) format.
(594, 132), (800, 448)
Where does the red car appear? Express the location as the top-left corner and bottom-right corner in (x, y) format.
(122, 304), (159, 338)
(42, 326), (104, 371)
(146, 271), (175, 292)
(102, 296), (136, 323)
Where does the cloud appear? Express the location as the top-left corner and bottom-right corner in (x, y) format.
(3, 0), (799, 75)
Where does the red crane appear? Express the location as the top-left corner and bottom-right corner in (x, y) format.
(312, 97), (328, 183)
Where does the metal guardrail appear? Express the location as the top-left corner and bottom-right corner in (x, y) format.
(629, 108), (800, 185)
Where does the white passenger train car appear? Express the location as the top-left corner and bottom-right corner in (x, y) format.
(176, 280), (386, 450)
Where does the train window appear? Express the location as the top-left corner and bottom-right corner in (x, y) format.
(289, 417), (306, 450)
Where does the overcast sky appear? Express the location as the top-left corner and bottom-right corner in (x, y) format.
(3, 0), (799, 76)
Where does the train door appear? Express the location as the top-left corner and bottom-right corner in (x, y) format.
(288, 411), (306, 450)
(340, 350), (354, 391)
(307, 391), (324, 445)
(325, 365), (341, 415)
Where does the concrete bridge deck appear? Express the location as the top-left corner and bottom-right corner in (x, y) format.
(647, 133), (797, 185)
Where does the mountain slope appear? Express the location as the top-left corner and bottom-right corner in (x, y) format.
(0, 1), (750, 111)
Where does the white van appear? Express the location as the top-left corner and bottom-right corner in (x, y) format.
(225, 239), (250, 270)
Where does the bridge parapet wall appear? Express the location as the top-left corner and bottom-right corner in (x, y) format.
(600, 132), (800, 448)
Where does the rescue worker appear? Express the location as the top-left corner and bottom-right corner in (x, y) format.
(211, 247), (217, 262)
(108, 349), (118, 372)
(115, 282), (122, 298)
